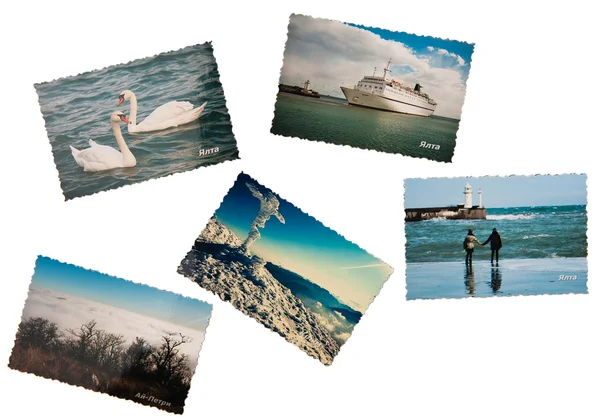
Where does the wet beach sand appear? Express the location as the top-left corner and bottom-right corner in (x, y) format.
(406, 257), (587, 300)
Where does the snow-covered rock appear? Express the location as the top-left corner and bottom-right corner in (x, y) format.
(197, 216), (242, 247)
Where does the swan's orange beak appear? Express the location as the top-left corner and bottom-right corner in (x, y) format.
(119, 115), (130, 124)
(117, 97), (124, 106)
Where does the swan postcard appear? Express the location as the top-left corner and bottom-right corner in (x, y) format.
(404, 174), (588, 300)
(271, 14), (475, 162)
(177, 172), (394, 366)
(9, 256), (212, 414)
(34, 42), (239, 200)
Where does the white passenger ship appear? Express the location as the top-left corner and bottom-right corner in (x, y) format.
(340, 59), (437, 116)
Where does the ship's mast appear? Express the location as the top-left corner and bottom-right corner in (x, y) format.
(383, 58), (392, 80)
(303, 79), (311, 90)
(373, 67), (377, 77)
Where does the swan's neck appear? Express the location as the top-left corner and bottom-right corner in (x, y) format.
(129, 93), (138, 126)
(112, 122), (135, 165)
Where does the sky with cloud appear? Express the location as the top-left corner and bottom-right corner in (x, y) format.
(279, 14), (474, 119)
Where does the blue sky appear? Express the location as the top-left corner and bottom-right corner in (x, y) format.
(31, 256), (212, 331)
(213, 173), (393, 313)
(405, 175), (587, 208)
(347, 23), (474, 82)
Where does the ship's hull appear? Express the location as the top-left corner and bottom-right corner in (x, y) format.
(340, 87), (435, 117)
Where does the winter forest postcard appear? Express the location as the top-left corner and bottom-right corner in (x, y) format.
(9, 256), (212, 414)
(177, 172), (393, 365)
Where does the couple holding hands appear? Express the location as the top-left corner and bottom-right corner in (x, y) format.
(463, 228), (503, 266)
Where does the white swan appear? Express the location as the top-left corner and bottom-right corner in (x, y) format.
(70, 111), (136, 172)
(117, 89), (207, 133)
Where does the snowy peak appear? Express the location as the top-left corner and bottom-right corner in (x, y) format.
(198, 216), (242, 248)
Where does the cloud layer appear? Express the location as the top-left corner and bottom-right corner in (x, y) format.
(22, 286), (207, 368)
(280, 15), (471, 119)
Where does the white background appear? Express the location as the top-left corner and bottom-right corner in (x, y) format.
(1, 0), (598, 418)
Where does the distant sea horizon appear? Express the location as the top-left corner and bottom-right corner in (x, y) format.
(281, 89), (461, 121)
(405, 203), (586, 209)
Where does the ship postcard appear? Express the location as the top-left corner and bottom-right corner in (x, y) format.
(35, 42), (239, 200)
(177, 172), (394, 366)
(404, 174), (588, 300)
(8, 256), (212, 414)
(271, 14), (475, 162)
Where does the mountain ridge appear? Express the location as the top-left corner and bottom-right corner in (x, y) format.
(263, 262), (362, 324)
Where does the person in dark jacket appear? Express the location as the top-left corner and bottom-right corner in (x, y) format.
(463, 229), (482, 266)
(482, 228), (503, 264)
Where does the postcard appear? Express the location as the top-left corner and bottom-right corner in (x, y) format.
(177, 172), (393, 365)
(404, 174), (588, 299)
(35, 42), (239, 200)
(271, 14), (474, 162)
(8, 256), (212, 414)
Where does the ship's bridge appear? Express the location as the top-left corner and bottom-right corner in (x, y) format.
(358, 76), (386, 86)
(361, 76), (385, 82)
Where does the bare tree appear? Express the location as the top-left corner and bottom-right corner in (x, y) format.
(15, 317), (61, 350)
(64, 320), (124, 370)
(92, 331), (125, 370)
(123, 337), (153, 378)
(65, 320), (100, 362)
(151, 334), (193, 387)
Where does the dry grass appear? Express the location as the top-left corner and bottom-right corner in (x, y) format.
(9, 344), (187, 414)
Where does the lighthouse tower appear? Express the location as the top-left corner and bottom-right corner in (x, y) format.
(464, 183), (473, 209)
(478, 188), (483, 208)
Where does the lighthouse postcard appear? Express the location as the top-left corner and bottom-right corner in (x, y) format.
(271, 14), (474, 162)
(404, 174), (588, 300)
(177, 172), (394, 366)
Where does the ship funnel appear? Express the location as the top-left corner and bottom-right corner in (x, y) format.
(414, 83), (422, 92)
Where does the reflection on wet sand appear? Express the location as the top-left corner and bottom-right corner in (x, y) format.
(464, 265), (475, 295)
(490, 266), (502, 293)
(465, 265), (503, 296)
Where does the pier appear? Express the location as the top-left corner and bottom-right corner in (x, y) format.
(405, 205), (486, 222)
(405, 182), (487, 222)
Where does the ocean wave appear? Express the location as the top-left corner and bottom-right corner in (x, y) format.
(487, 214), (536, 220)
(421, 217), (447, 222)
(523, 234), (551, 239)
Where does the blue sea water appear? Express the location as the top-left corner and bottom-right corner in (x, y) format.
(271, 92), (460, 162)
(35, 43), (239, 200)
(405, 206), (588, 299)
(405, 205), (588, 263)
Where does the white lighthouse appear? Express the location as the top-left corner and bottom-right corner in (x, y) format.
(478, 188), (483, 208)
(464, 183), (473, 209)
